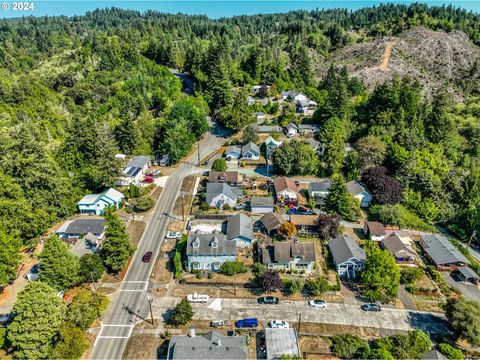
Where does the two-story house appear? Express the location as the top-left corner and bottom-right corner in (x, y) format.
(273, 176), (299, 205)
(186, 231), (237, 271)
(77, 188), (124, 215)
(261, 242), (316, 272)
(328, 235), (366, 279)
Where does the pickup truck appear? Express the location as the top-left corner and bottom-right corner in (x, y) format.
(187, 293), (210, 303)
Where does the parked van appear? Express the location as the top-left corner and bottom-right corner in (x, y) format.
(235, 318), (258, 328)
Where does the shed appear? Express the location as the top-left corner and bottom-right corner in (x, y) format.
(250, 196), (275, 214)
(455, 266), (479, 284)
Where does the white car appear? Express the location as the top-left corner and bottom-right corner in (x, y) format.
(269, 320), (289, 329)
(166, 231), (181, 239)
(308, 299), (327, 308)
(187, 293), (210, 303)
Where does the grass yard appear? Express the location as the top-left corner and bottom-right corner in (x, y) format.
(127, 220), (146, 247)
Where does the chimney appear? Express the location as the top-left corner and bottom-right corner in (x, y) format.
(190, 325), (196, 338)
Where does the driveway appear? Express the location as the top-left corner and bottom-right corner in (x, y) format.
(442, 272), (480, 301)
(152, 297), (449, 335)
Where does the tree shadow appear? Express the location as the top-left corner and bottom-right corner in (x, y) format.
(406, 311), (452, 336)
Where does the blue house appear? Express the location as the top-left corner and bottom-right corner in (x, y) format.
(226, 214), (253, 247)
(77, 188), (125, 215)
(224, 145), (242, 160)
(186, 231), (237, 271)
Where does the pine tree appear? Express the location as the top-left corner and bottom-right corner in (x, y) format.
(324, 174), (359, 221)
(101, 210), (135, 272)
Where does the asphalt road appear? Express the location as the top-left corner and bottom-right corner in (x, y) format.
(152, 297), (449, 335)
(90, 127), (224, 360)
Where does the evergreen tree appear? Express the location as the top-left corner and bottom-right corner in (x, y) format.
(0, 230), (22, 287)
(169, 297), (193, 326)
(324, 174), (360, 221)
(39, 236), (81, 291)
(7, 282), (67, 360)
(101, 210), (135, 272)
(49, 322), (89, 360)
(319, 117), (347, 175)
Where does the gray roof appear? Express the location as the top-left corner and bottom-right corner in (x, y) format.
(253, 125), (283, 133)
(126, 156), (150, 169)
(262, 242), (316, 265)
(168, 331), (247, 360)
(346, 180), (370, 196)
(242, 142), (260, 156)
(251, 197), (274, 207)
(310, 180), (332, 192)
(227, 214), (253, 241)
(422, 350), (448, 360)
(298, 124), (320, 130)
(57, 219), (106, 235)
(259, 212), (285, 232)
(225, 145), (242, 155)
(456, 266), (479, 280)
(206, 183), (242, 204)
(186, 232), (236, 257)
(382, 233), (417, 259)
(286, 123), (299, 130)
(328, 235), (366, 265)
(281, 90), (304, 98)
(420, 234), (470, 266)
(265, 328), (300, 360)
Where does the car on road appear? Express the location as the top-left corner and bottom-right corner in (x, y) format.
(142, 251), (153, 263)
(269, 320), (289, 328)
(166, 231), (181, 239)
(187, 293), (210, 303)
(309, 299), (327, 308)
(235, 318), (258, 328)
(361, 303), (382, 312)
(258, 296), (279, 305)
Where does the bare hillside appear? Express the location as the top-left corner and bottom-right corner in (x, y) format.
(317, 27), (480, 99)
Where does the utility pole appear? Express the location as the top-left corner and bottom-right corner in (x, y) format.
(197, 140), (201, 167)
(145, 290), (155, 325)
(468, 229), (477, 247)
(90, 272), (97, 292)
(181, 193), (185, 222)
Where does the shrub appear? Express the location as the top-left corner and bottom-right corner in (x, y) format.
(174, 235), (187, 279)
(331, 334), (369, 359)
(283, 279), (304, 295)
(223, 204), (231, 211)
(400, 267), (424, 285)
(252, 262), (266, 275)
(208, 272), (214, 279)
(438, 344), (464, 360)
(0, 327), (6, 349)
(134, 195), (154, 212)
(304, 277), (329, 296)
(220, 261), (247, 276)
(199, 202), (210, 211)
(212, 158), (227, 172)
(169, 298), (193, 325)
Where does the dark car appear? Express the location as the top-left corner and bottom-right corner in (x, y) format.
(286, 208), (296, 215)
(142, 251), (153, 263)
(361, 303), (381, 312)
(235, 318), (258, 328)
(257, 296), (279, 305)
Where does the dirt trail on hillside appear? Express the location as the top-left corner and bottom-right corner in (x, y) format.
(369, 41), (395, 72)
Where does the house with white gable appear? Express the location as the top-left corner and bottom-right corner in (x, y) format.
(241, 142), (260, 160)
(116, 155), (151, 186)
(329, 234), (366, 279)
(77, 188), (124, 215)
(186, 231), (237, 271)
(206, 183), (243, 209)
(280, 91), (308, 102)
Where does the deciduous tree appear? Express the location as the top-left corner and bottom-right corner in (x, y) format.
(278, 221), (297, 239)
(259, 270), (283, 293)
(67, 289), (109, 330)
(169, 297), (193, 325)
(445, 297), (480, 347)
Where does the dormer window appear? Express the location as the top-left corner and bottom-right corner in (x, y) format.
(210, 237), (219, 248)
(192, 238), (200, 248)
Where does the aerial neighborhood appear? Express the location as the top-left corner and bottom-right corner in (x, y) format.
(1, 4), (480, 360)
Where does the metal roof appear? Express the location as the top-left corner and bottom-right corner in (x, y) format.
(328, 235), (366, 265)
(167, 331), (247, 360)
(456, 266), (479, 280)
(226, 214), (253, 241)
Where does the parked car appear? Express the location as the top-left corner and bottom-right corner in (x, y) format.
(309, 299), (327, 308)
(294, 181), (300, 187)
(235, 318), (258, 328)
(142, 176), (154, 183)
(211, 320), (228, 328)
(166, 231), (181, 239)
(187, 293), (210, 303)
(258, 296), (279, 305)
(286, 208), (297, 215)
(234, 202), (247, 210)
(361, 303), (382, 312)
(26, 264), (40, 282)
(269, 320), (289, 328)
(142, 251), (153, 263)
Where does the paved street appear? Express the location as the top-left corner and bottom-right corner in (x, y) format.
(90, 128), (224, 360)
(442, 272), (480, 301)
(152, 296), (449, 335)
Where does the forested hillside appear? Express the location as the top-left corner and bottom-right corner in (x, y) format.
(0, 3), (479, 260)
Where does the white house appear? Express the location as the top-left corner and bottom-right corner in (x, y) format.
(346, 180), (373, 208)
(254, 112), (265, 122)
(285, 123), (298, 138)
(297, 100), (318, 116)
(265, 136), (283, 151)
(77, 188), (124, 215)
(328, 235), (366, 279)
(309, 180), (332, 203)
(273, 176), (299, 205)
(224, 145), (242, 160)
(280, 91), (308, 102)
(206, 183), (243, 209)
(116, 155), (151, 186)
(363, 221), (387, 242)
(241, 142), (260, 160)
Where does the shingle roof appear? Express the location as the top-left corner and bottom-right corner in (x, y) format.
(206, 183), (242, 204)
(456, 266), (479, 280)
(226, 214), (253, 241)
(168, 331), (247, 360)
(420, 234), (470, 266)
(208, 171), (240, 184)
(262, 242), (315, 264)
(57, 219), (106, 235)
(225, 145), (242, 155)
(310, 180), (332, 192)
(241, 142), (260, 156)
(253, 125), (283, 133)
(251, 197), (274, 207)
(186, 232), (236, 257)
(259, 212), (285, 232)
(382, 233), (417, 259)
(126, 156), (150, 169)
(273, 176), (297, 193)
(365, 221), (386, 235)
(329, 235), (366, 265)
(346, 180), (370, 196)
